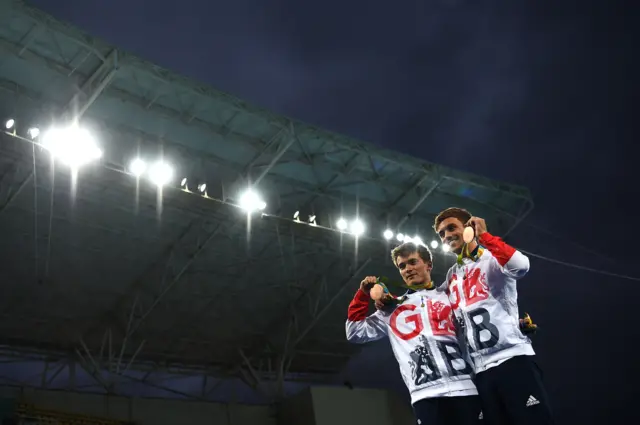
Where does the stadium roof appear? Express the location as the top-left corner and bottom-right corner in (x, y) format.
(0, 0), (533, 403)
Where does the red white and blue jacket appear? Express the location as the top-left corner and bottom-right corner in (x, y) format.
(345, 288), (477, 404)
(441, 232), (534, 374)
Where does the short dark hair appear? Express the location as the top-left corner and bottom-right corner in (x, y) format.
(391, 242), (433, 267)
(433, 207), (472, 231)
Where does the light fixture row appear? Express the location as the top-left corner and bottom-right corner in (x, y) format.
(4, 117), (447, 250)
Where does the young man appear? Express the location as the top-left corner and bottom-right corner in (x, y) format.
(434, 207), (554, 425)
(345, 242), (482, 425)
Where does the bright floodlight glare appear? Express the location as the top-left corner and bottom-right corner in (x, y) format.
(413, 236), (424, 246)
(336, 218), (348, 231)
(239, 189), (266, 213)
(396, 233), (405, 242)
(41, 126), (102, 168)
(129, 158), (146, 177)
(28, 127), (40, 139)
(148, 161), (174, 187)
(180, 178), (188, 187)
(383, 229), (393, 240)
(309, 215), (317, 226)
(430, 240), (439, 249)
(442, 244), (451, 252)
(293, 211), (300, 219)
(5, 119), (14, 129)
(198, 183), (207, 193)
(349, 219), (365, 236)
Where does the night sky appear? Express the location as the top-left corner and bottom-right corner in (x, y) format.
(26, 1), (637, 424)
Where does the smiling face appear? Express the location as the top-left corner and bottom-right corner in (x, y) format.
(391, 243), (433, 287)
(436, 216), (466, 254)
(433, 207), (473, 255)
(395, 252), (432, 286)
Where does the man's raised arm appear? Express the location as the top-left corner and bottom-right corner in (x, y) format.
(345, 277), (388, 343)
(478, 232), (530, 279)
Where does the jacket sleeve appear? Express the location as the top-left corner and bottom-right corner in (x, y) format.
(345, 289), (388, 343)
(479, 232), (530, 279)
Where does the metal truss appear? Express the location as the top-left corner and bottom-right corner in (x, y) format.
(75, 214), (244, 374)
(62, 49), (118, 120)
(0, 346), (310, 403)
(0, 161), (33, 217)
(217, 257), (372, 401)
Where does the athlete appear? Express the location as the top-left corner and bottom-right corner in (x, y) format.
(346, 241), (482, 425)
(434, 207), (554, 424)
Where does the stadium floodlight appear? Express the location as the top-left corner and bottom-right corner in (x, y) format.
(430, 240), (439, 249)
(442, 244), (451, 252)
(336, 218), (348, 231)
(383, 229), (394, 240)
(5, 119), (14, 130)
(239, 189), (266, 213)
(309, 215), (317, 226)
(129, 158), (147, 177)
(349, 219), (365, 237)
(28, 127), (40, 139)
(148, 160), (174, 187)
(197, 183), (207, 193)
(412, 236), (424, 246)
(293, 211), (300, 223)
(41, 125), (103, 168)
(396, 233), (405, 242)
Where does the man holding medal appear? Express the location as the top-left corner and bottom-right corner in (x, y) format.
(434, 207), (554, 424)
(345, 242), (482, 425)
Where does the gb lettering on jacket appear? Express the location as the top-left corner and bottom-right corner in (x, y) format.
(389, 299), (457, 341)
(447, 267), (489, 310)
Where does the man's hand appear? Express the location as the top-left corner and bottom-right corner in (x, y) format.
(360, 276), (377, 296)
(374, 292), (398, 311)
(465, 216), (488, 238)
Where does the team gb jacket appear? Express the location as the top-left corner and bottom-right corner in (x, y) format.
(346, 287), (477, 405)
(441, 232), (535, 374)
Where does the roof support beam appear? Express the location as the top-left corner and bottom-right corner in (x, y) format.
(241, 126), (286, 177)
(504, 198), (535, 239)
(290, 258), (371, 350)
(79, 219), (200, 340)
(62, 49), (118, 120)
(383, 173), (432, 216)
(396, 178), (442, 229)
(296, 152), (361, 210)
(253, 126), (297, 187)
(228, 260), (339, 358)
(17, 23), (43, 57)
(80, 215), (242, 359)
(0, 166), (32, 218)
(227, 257), (370, 384)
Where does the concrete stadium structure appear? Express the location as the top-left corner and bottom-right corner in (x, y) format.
(0, 0), (533, 407)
